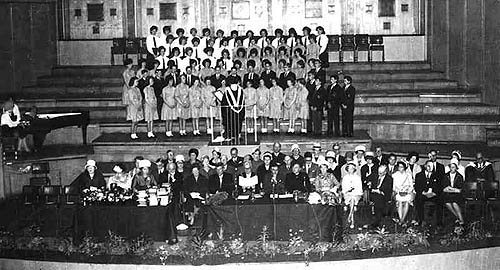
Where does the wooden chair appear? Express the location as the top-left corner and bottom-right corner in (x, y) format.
(340, 35), (355, 63)
(111, 38), (126, 65)
(485, 181), (500, 222)
(64, 185), (80, 205)
(369, 35), (385, 62)
(42, 185), (62, 205)
(22, 185), (39, 205)
(463, 181), (485, 221)
(355, 34), (370, 62)
(327, 35), (341, 63)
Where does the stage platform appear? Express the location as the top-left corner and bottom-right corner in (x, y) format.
(91, 130), (372, 162)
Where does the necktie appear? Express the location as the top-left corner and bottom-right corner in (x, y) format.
(291, 38), (294, 49)
(195, 48), (198, 58)
(318, 35), (321, 46)
(153, 37), (157, 49)
(162, 58), (165, 69)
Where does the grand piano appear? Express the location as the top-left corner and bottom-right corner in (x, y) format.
(23, 111), (90, 150)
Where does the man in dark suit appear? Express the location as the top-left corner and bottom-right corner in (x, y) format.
(226, 67), (242, 85)
(332, 143), (346, 167)
(312, 59), (326, 83)
(305, 72), (316, 132)
(285, 163), (312, 193)
(227, 147), (244, 172)
(428, 149), (445, 182)
(326, 75), (344, 136)
(260, 60), (277, 88)
(303, 152), (319, 180)
(414, 160), (443, 226)
(309, 76), (327, 135)
(262, 160), (286, 195)
(386, 153), (398, 175)
(209, 66), (226, 89)
(341, 75), (355, 137)
(242, 62), (260, 88)
(361, 152), (378, 192)
(279, 155), (293, 179)
(278, 63), (296, 90)
(183, 166), (209, 213)
(185, 66), (199, 87)
(374, 146), (389, 166)
(465, 152), (496, 183)
(208, 163), (235, 195)
(271, 142), (286, 166)
(370, 165), (393, 228)
(165, 65), (181, 86)
(155, 158), (169, 186)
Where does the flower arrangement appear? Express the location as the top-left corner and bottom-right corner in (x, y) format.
(81, 186), (134, 205)
(320, 191), (341, 205)
(206, 191), (229, 206)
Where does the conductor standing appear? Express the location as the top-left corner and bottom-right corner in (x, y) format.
(341, 76), (355, 137)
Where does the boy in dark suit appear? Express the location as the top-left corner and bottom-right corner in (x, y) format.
(326, 75), (344, 136)
(341, 75), (355, 137)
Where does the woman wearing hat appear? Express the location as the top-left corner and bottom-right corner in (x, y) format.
(314, 157), (340, 195)
(71, 160), (106, 191)
(392, 161), (415, 225)
(107, 163), (132, 190)
(341, 162), (363, 229)
(445, 150), (465, 177)
(132, 159), (157, 191)
(443, 160), (465, 225)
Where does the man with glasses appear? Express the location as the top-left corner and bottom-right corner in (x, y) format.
(465, 152), (495, 183)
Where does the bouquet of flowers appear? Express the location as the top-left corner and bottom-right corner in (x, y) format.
(81, 186), (134, 205)
(206, 191), (228, 206)
(81, 187), (105, 205)
(320, 191), (341, 205)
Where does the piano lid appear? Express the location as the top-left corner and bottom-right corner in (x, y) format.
(36, 112), (82, 119)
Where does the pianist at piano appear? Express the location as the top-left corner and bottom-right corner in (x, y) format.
(1, 97), (30, 152)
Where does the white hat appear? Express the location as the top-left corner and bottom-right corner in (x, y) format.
(84, 160), (97, 169)
(316, 156), (329, 167)
(365, 151), (374, 157)
(112, 165), (123, 173)
(312, 143), (321, 149)
(449, 158), (459, 167)
(325, 150), (335, 158)
(212, 147), (221, 154)
(175, 155), (185, 162)
(452, 150), (462, 160)
(138, 159), (151, 168)
(354, 145), (366, 153)
(291, 144), (300, 152)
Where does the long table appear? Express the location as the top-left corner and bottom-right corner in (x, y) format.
(202, 199), (340, 242)
(76, 205), (176, 241)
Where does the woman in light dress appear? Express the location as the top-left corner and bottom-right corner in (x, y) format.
(342, 163), (363, 229)
(201, 78), (218, 135)
(283, 79), (298, 133)
(122, 59), (135, 106)
(392, 161), (415, 225)
(295, 79), (309, 133)
(269, 78), (284, 133)
(175, 74), (190, 136)
(256, 79), (270, 133)
(107, 163), (132, 190)
(244, 80), (257, 133)
(161, 78), (177, 137)
(143, 77), (159, 138)
(189, 78), (203, 135)
(126, 77), (144, 140)
(315, 160), (341, 195)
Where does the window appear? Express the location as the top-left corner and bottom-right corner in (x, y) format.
(110, 8), (117, 16)
(378, 0), (395, 17)
(92, 25), (100, 34)
(146, 8), (154, 16)
(401, 4), (409, 12)
(383, 22), (391, 30)
(87, 4), (104, 21)
(305, 0), (322, 18)
(160, 3), (177, 20)
(74, 9), (81, 17)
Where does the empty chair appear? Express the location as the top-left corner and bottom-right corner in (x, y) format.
(111, 38), (126, 65)
(42, 185), (62, 205)
(355, 34), (370, 62)
(29, 177), (50, 187)
(327, 35), (341, 63)
(126, 38), (140, 60)
(463, 181), (485, 221)
(138, 38), (148, 59)
(64, 185), (80, 205)
(369, 35), (385, 62)
(340, 35), (355, 62)
(485, 181), (500, 222)
(22, 185), (39, 205)
(1, 137), (18, 161)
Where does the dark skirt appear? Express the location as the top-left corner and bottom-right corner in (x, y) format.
(443, 192), (464, 204)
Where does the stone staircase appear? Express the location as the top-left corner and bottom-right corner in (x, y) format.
(13, 61), (499, 144)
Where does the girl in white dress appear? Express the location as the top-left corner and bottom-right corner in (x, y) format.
(282, 79), (297, 133)
(342, 163), (363, 229)
(202, 78), (218, 135)
(175, 74), (190, 136)
(269, 78), (284, 133)
(244, 80), (257, 133)
(189, 78), (203, 135)
(295, 79), (309, 133)
(122, 59), (135, 106)
(256, 79), (270, 133)
(161, 78), (177, 137)
(392, 161), (415, 225)
(143, 77), (159, 138)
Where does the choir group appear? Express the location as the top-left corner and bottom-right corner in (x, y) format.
(121, 25), (357, 140)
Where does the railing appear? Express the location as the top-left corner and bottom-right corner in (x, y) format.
(209, 104), (258, 146)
